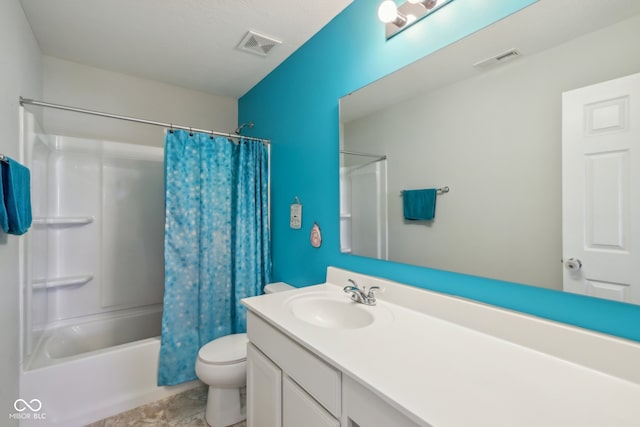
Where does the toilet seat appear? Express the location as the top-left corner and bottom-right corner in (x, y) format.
(198, 333), (248, 365)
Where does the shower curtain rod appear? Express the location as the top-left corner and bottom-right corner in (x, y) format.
(340, 150), (387, 160)
(19, 97), (270, 144)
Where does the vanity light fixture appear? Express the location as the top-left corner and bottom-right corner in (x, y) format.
(378, 0), (455, 39)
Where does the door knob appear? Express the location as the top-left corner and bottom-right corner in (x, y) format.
(565, 258), (582, 271)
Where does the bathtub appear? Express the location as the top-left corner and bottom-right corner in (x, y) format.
(20, 307), (199, 427)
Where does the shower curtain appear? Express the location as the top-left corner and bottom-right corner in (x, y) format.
(158, 129), (270, 386)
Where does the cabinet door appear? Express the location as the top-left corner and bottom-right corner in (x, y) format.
(247, 343), (282, 427)
(283, 375), (340, 427)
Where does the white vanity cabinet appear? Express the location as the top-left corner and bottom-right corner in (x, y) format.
(247, 311), (342, 427)
(246, 310), (417, 427)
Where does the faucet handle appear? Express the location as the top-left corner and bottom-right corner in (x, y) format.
(344, 279), (359, 293)
(366, 286), (380, 298)
(343, 285), (358, 293)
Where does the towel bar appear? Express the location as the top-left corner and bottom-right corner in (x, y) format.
(400, 186), (449, 196)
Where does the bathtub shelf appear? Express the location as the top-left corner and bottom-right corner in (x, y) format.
(32, 274), (94, 290)
(33, 216), (94, 226)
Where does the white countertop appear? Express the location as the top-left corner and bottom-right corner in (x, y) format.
(242, 268), (640, 427)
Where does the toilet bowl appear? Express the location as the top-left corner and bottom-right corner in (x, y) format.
(195, 333), (249, 427)
(195, 282), (293, 427)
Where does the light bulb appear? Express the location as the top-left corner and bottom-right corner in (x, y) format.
(378, 0), (408, 27)
(423, 0), (438, 9)
(378, 0), (399, 24)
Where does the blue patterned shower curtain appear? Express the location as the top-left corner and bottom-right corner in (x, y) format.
(158, 129), (270, 386)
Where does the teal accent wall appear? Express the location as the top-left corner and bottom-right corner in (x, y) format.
(239, 0), (640, 343)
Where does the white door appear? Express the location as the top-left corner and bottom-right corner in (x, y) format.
(562, 72), (640, 304)
(247, 343), (282, 427)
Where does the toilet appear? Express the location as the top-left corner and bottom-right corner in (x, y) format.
(195, 282), (293, 427)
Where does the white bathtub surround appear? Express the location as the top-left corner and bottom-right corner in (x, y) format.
(25, 134), (165, 326)
(19, 113), (173, 426)
(242, 267), (640, 427)
(25, 305), (162, 370)
(21, 333), (199, 427)
(20, 305), (192, 426)
(22, 116), (166, 359)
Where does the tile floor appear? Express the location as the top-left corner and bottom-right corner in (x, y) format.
(86, 385), (246, 427)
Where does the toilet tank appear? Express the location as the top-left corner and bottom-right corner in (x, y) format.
(264, 282), (294, 294)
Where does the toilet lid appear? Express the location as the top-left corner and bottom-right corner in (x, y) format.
(198, 333), (248, 365)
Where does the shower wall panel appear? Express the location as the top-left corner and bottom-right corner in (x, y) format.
(28, 135), (164, 325)
(24, 113), (51, 353)
(101, 150), (164, 308)
(47, 139), (102, 321)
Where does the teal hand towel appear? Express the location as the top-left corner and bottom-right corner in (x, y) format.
(403, 188), (437, 221)
(1, 157), (32, 235)
(0, 163), (7, 232)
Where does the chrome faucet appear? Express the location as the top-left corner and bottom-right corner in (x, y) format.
(343, 279), (380, 306)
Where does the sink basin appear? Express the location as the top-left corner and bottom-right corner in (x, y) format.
(286, 293), (377, 329)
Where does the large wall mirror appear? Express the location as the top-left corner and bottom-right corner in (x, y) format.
(339, 0), (640, 295)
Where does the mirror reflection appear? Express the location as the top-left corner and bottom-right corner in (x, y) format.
(340, 0), (640, 292)
(339, 150), (388, 259)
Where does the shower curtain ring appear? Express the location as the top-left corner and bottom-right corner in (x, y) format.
(169, 124), (174, 134)
(210, 130), (214, 140)
(189, 127), (193, 137)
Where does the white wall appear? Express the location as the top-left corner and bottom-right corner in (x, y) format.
(0, 0), (42, 422)
(41, 56), (238, 147)
(344, 15), (640, 290)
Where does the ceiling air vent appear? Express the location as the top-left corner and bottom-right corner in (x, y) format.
(237, 31), (282, 57)
(473, 48), (521, 69)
